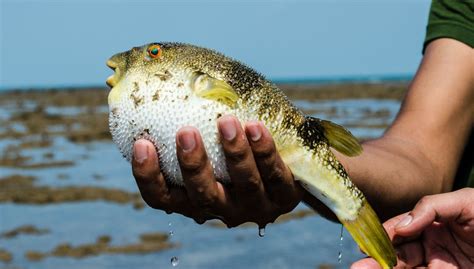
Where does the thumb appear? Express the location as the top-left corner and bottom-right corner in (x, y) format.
(393, 188), (473, 236)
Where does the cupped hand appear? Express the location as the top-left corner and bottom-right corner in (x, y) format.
(131, 115), (304, 228)
(351, 188), (474, 269)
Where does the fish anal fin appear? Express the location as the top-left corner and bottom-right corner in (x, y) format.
(320, 118), (362, 156)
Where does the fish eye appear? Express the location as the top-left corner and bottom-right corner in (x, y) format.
(147, 45), (162, 58)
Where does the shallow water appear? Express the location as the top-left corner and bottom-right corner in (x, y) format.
(0, 97), (401, 269)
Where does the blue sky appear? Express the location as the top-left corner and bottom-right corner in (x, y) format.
(1, 0), (431, 89)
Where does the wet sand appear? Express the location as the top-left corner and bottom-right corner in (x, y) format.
(25, 232), (177, 261)
(0, 175), (144, 209)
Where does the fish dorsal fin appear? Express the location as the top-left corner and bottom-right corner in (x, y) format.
(301, 116), (362, 157)
(319, 119), (362, 156)
(191, 72), (238, 107)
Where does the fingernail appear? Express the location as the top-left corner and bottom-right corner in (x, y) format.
(219, 116), (237, 141)
(178, 129), (196, 152)
(134, 140), (148, 164)
(395, 215), (413, 229)
(246, 122), (261, 142)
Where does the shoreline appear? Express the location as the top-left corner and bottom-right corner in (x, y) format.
(0, 81), (409, 101)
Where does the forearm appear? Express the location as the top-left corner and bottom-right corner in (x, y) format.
(336, 138), (441, 221)
(333, 39), (474, 221)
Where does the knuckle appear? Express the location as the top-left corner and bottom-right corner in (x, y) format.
(189, 187), (218, 210)
(417, 195), (433, 207)
(225, 147), (249, 163)
(180, 158), (204, 172)
(234, 177), (261, 193)
(266, 167), (285, 183)
(195, 193), (217, 210)
(252, 144), (275, 159)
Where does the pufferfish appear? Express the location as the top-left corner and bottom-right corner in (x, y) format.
(106, 42), (396, 268)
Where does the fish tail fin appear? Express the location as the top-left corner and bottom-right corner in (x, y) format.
(280, 144), (396, 269)
(340, 200), (397, 269)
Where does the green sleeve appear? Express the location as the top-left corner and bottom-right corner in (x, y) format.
(423, 0), (474, 53)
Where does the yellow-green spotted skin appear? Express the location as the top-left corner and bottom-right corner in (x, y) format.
(106, 42), (396, 268)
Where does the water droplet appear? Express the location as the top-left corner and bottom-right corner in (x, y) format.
(338, 224), (344, 263)
(258, 227), (265, 237)
(168, 221), (174, 237)
(171, 256), (179, 267)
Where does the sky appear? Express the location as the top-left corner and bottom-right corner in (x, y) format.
(1, 0), (431, 89)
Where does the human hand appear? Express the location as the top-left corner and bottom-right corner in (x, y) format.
(351, 188), (474, 268)
(131, 115), (304, 228)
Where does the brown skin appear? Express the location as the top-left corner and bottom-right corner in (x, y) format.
(132, 38), (473, 226)
(351, 188), (474, 268)
(132, 117), (304, 227)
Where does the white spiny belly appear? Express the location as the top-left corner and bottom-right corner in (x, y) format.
(108, 78), (253, 186)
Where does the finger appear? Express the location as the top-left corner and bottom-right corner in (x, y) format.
(132, 139), (171, 208)
(350, 257), (382, 269)
(217, 116), (267, 208)
(245, 121), (302, 209)
(132, 139), (191, 213)
(176, 127), (230, 216)
(381, 213), (420, 245)
(396, 241), (425, 268)
(394, 189), (474, 236)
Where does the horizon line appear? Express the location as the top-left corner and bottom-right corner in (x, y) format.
(0, 73), (414, 92)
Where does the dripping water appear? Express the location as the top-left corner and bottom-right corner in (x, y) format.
(168, 221), (178, 266)
(171, 256), (179, 267)
(338, 224), (344, 263)
(258, 226), (265, 237)
(168, 221), (173, 237)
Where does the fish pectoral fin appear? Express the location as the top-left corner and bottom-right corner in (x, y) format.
(320, 119), (362, 157)
(191, 72), (238, 107)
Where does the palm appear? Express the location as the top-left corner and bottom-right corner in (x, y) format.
(418, 220), (474, 268)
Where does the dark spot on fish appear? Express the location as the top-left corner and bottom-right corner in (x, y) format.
(297, 116), (327, 151)
(130, 92), (144, 108)
(144, 128), (150, 135)
(216, 113), (222, 119)
(154, 70), (173, 81)
(152, 90), (160, 101)
(111, 107), (119, 117)
(132, 82), (140, 93)
(184, 95), (188, 101)
(177, 82), (184, 88)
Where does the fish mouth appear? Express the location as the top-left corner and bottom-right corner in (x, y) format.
(106, 59), (119, 88)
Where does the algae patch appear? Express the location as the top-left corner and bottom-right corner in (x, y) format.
(25, 233), (177, 261)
